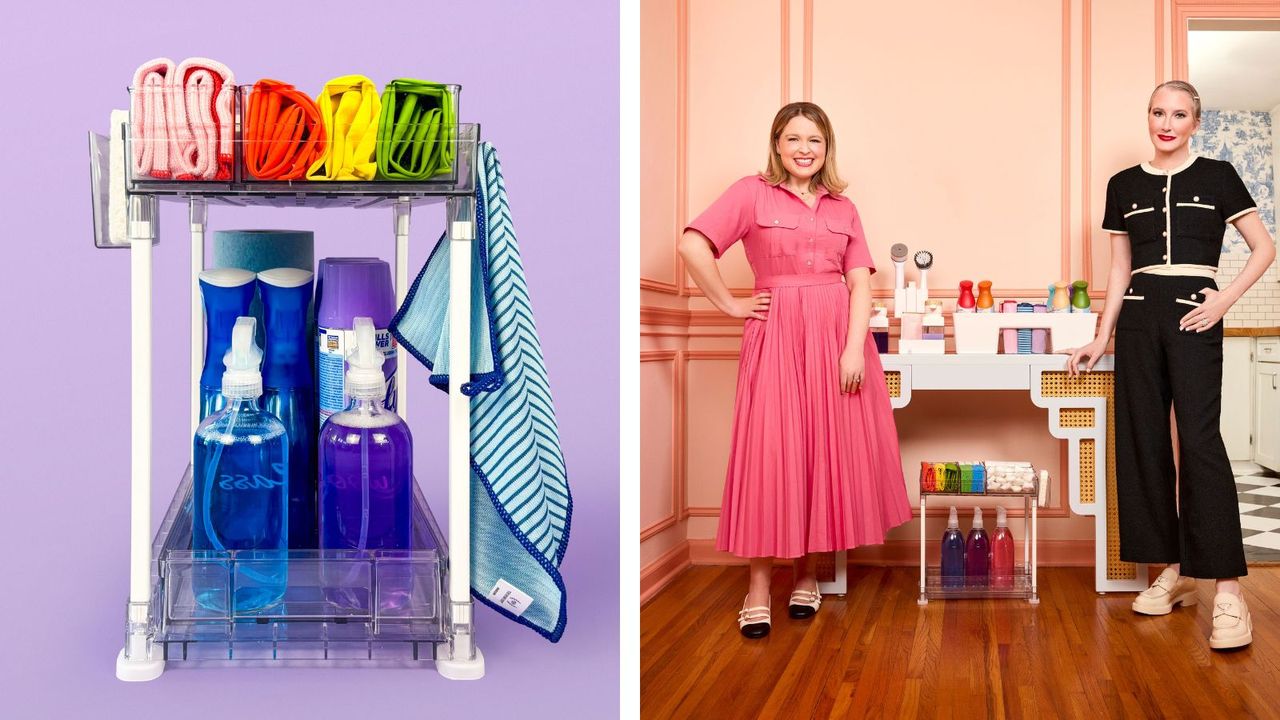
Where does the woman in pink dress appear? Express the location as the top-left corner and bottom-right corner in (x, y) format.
(678, 102), (912, 638)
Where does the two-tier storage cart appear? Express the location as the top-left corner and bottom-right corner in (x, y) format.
(917, 477), (1040, 605)
(90, 106), (487, 681)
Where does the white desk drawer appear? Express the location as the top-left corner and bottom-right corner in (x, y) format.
(1259, 337), (1280, 360)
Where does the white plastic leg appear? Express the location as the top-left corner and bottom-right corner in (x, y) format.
(817, 550), (847, 595)
(116, 601), (163, 681)
(116, 647), (165, 682)
(437, 599), (485, 680)
(437, 647), (486, 681)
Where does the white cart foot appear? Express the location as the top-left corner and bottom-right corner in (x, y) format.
(437, 646), (485, 680)
(115, 647), (164, 682)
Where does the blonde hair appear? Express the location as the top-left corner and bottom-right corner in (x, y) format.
(761, 102), (847, 195)
(1149, 80), (1202, 121)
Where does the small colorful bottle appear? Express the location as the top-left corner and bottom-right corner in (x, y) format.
(1000, 300), (1018, 353)
(1071, 280), (1091, 313)
(922, 301), (945, 340)
(975, 281), (994, 313)
(956, 281), (976, 313)
(1031, 304), (1048, 353)
(991, 506), (1016, 590)
(965, 507), (991, 585)
(870, 302), (890, 353)
(1051, 281), (1071, 312)
(941, 506), (966, 589)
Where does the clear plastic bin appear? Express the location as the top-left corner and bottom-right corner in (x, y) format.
(146, 467), (449, 665)
(127, 85), (240, 184)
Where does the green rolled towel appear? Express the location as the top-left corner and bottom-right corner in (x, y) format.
(376, 79), (456, 180)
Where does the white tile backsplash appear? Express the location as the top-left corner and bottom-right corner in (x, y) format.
(1217, 250), (1280, 327)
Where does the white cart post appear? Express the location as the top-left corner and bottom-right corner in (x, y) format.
(116, 194), (165, 682)
(436, 193), (486, 679)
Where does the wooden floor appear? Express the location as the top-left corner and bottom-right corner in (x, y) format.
(641, 565), (1280, 719)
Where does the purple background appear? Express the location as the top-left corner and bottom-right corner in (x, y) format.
(0, 1), (619, 716)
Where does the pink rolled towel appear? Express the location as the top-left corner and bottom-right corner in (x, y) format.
(130, 58), (176, 179)
(171, 58), (235, 180)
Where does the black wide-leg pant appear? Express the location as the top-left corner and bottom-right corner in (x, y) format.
(1114, 273), (1247, 579)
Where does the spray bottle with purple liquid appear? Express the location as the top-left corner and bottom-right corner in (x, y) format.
(318, 317), (413, 610)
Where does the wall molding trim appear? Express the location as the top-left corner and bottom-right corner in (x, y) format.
(640, 350), (680, 540)
(641, 540), (692, 606)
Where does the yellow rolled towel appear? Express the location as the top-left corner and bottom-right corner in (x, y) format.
(306, 75), (382, 180)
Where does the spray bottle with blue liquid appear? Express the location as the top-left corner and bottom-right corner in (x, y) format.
(193, 317), (289, 613)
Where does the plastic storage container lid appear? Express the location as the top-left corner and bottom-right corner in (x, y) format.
(199, 267), (256, 288)
(258, 267), (313, 288)
(315, 257), (394, 329)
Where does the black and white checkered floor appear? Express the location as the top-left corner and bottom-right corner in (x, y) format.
(1235, 461), (1280, 563)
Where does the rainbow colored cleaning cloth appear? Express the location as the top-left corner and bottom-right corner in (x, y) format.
(306, 75), (381, 180)
(376, 79), (456, 180)
(243, 80), (327, 180)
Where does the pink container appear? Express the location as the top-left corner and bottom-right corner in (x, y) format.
(1001, 300), (1018, 354)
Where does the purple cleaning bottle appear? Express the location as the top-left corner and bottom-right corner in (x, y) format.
(318, 317), (413, 611)
(940, 506), (965, 589)
(965, 507), (991, 586)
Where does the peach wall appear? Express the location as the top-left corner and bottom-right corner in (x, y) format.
(813, 1), (1067, 295)
(638, 0), (1261, 599)
(640, 0), (679, 288)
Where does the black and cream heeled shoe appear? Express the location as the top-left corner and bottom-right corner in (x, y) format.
(788, 587), (821, 619)
(738, 595), (771, 638)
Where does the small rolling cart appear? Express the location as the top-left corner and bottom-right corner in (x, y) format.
(89, 83), (487, 680)
(916, 461), (1043, 606)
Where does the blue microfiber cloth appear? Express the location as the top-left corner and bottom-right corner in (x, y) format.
(390, 142), (571, 642)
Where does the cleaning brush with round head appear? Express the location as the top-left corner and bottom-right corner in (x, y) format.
(890, 243), (909, 290)
(914, 250), (933, 312)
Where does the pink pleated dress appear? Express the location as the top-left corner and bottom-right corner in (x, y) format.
(688, 175), (912, 559)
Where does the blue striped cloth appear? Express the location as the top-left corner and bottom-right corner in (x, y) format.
(1016, 302), (1034, 353)
(390, 142), (571, 642)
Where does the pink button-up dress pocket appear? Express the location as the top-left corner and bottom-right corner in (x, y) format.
(754, 212), (801, 257)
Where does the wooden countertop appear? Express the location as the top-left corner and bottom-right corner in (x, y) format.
(1226, 327), (1280, 337)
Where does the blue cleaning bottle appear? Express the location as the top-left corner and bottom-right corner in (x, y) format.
(193, 317), (290, 613)
(199, 269), (256, 420)
(319, 317), (414, 610)
(940, 506), (965, 589)
(259, 268), (317, 549)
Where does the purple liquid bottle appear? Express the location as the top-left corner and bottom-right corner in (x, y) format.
(318, 317), (413, 611)
(940, 506), (965, 589)
(965, 507), (991, 586)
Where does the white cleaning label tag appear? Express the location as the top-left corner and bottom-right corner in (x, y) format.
(488, 579), (533, 617)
